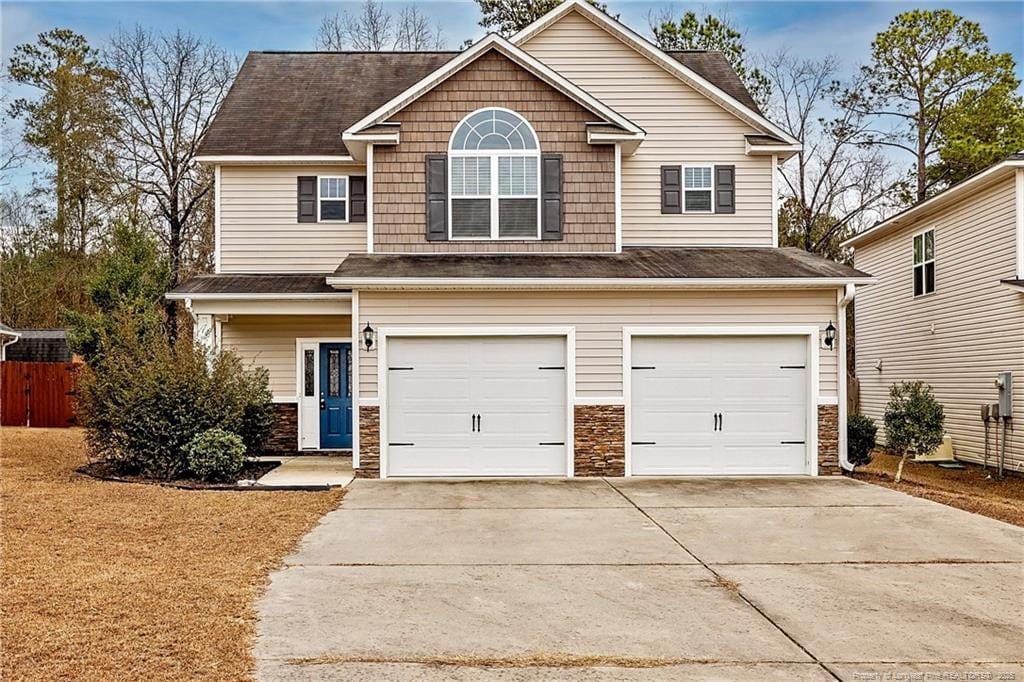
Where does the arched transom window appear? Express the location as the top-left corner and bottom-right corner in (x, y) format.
(449, 108), (540, 240)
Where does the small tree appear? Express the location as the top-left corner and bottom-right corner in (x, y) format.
(883, 381), (945, 482)
(847, 414), (878, 467)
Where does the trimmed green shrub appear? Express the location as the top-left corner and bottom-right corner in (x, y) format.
(847, 413), (877, 467)
(883, 380), (945, 481)
(76, 319), (273, 480)
(185, 428), (246, 482)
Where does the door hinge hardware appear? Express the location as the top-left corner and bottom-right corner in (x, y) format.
(631, 441), (657, 445)
(781, 440), (806, 445)
(632, 366), (656, 370)
(389, 442), (415, 446)
(388, 367), (414, 371)
(538, 366), (565, 370)
(538, 442), (565, 446)
(779, 365), (806, 369)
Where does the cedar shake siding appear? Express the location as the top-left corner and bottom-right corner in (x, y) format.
(372, 50), (616, 253)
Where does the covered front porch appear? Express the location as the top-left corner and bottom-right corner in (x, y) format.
(167, 274), (354, 454)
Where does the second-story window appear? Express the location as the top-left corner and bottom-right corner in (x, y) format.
(319, 176), (348, 222)
(449, 108), (540, 240)
(683, 166), (713, 212)
(913, 229), (935, 297)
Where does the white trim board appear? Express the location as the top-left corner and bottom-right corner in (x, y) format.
(1016, 168), (1023, 279)
(512, 0), (800, 147)
(375, 326), (576, 479)
(622, 325), (820, 477)
(344, 33), (643, 143)
(326, 276), (876, 290)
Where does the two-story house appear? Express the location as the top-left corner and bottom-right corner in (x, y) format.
(167, 0), (872, 479)
(846, 154), (1023, 472)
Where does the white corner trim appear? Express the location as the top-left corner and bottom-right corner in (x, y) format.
(614, 143), (622, 253)
(345, 33), (642, 139)
(367, 144), (375, 254)
(1016, 168), (1023, 279)
(351, 290), (361, 468)
(512, 0), (799, 146)
(771, 154), (779, 249)
(214, 165), (221, 273)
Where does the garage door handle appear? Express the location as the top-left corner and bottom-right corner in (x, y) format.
(781, 440), (805, 445)
(632, 441), (656, 445)
(389, 442), (415, 447)
(539, 442), (564, 446)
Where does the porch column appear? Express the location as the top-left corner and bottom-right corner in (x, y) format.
(193, 313), (217, 365)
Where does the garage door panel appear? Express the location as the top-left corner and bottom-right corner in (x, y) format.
(631, 335), (809, 476)
(387, 336), (567, 477)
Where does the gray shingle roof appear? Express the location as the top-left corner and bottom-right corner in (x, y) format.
(200, 47), (762, 157)
(168, 274), (338, 296)
(332, 247), (870, 280)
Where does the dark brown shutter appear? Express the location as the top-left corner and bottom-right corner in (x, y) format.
(660, 166), (681, 214)
(425, 154), (447, 241)
(715, 165), (735, 214)
(349, 176), (367, 223)
(541, 154), (563, 241)
(297, 176), (316, 222)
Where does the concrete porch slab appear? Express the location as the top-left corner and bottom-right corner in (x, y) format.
(608, 477), (927, 508)
(259, 660), (835, 681)
(256, 565), (812, 663)
(284, 507), (695, 565)
(257, 456), (353, 487)
(647, 504), (1024, 564)
(716, 563), (1024, 663)
(342, 478), (629, 509)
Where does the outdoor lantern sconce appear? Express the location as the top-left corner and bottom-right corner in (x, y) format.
(362, 322), (376, 351)
(823, 321), (836, 350)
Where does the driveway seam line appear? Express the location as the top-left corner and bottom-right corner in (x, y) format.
(601, 477), (841, 681)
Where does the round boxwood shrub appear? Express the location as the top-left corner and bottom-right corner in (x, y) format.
(847, 413), (877, 467)
(185, 428), (246, 482)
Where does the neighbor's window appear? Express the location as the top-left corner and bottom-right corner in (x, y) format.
(683, 166), (713, 212)
(449, 108), (539, 240)
(319, 176), (348, 222)
(913, 229), (935, 297)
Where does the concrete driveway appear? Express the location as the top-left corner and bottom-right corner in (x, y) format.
(256, 477), (1024, 681)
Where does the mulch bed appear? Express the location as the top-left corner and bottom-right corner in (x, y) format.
(78, 459), (280, 489)
(853, 451), (1024, 527)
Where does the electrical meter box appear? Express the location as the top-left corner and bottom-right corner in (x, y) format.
(997, 371), (1013, 418)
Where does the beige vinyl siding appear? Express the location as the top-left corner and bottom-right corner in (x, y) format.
(219, 165), (366, 273)
(854, 175), (1024, 471)
(220, 315), (351, 398)
(521, 10), (774, 247)
(357, 290), (838, 398)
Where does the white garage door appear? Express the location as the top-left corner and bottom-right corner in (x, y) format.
(631, 336), (809, 475)
(386, 336), (567, 477)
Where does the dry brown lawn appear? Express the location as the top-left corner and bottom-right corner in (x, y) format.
(854, 451), (1024, 527)
(0, 427), (343, 681)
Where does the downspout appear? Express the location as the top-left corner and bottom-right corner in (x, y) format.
(837, 283), (856, 471)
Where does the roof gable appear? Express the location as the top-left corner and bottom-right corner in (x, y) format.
(513, 1), (799, 146)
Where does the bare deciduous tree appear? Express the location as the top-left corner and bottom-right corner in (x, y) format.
(317, 0), (445, 51)
(106, 27), (234, 342)
(763, 50), (899, 262)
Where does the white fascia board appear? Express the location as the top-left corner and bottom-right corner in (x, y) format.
(344, 33), (642, 138)
(587, 129), (645, 156)
(512, 0), (799, 146)
(194, 155), (356, 165)
(745, 141), (801, 158)
(326, 276), (876, 290)
(843, 160), (1024, 249)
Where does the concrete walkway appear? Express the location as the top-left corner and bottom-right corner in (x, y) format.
(255, 477), (1024, 680)
(255, 456), (353, 487)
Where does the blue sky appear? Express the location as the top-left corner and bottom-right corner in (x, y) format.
(2, 0), (1022, 190)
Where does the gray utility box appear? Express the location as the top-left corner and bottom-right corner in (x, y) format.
(997, 371), (1013, 418)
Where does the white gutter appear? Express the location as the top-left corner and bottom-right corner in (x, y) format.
(837, 283), (856, 472)
(325, 276), (876, 290)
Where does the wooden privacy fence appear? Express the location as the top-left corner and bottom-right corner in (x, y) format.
(1, 361), (79, 428)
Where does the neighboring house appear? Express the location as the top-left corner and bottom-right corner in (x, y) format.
(168, 0), (872, 478)
(0, 329), (72, 363)
(845, 154), (1024, 472)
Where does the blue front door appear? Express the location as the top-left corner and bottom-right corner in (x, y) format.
(319, 343), (352, 449)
